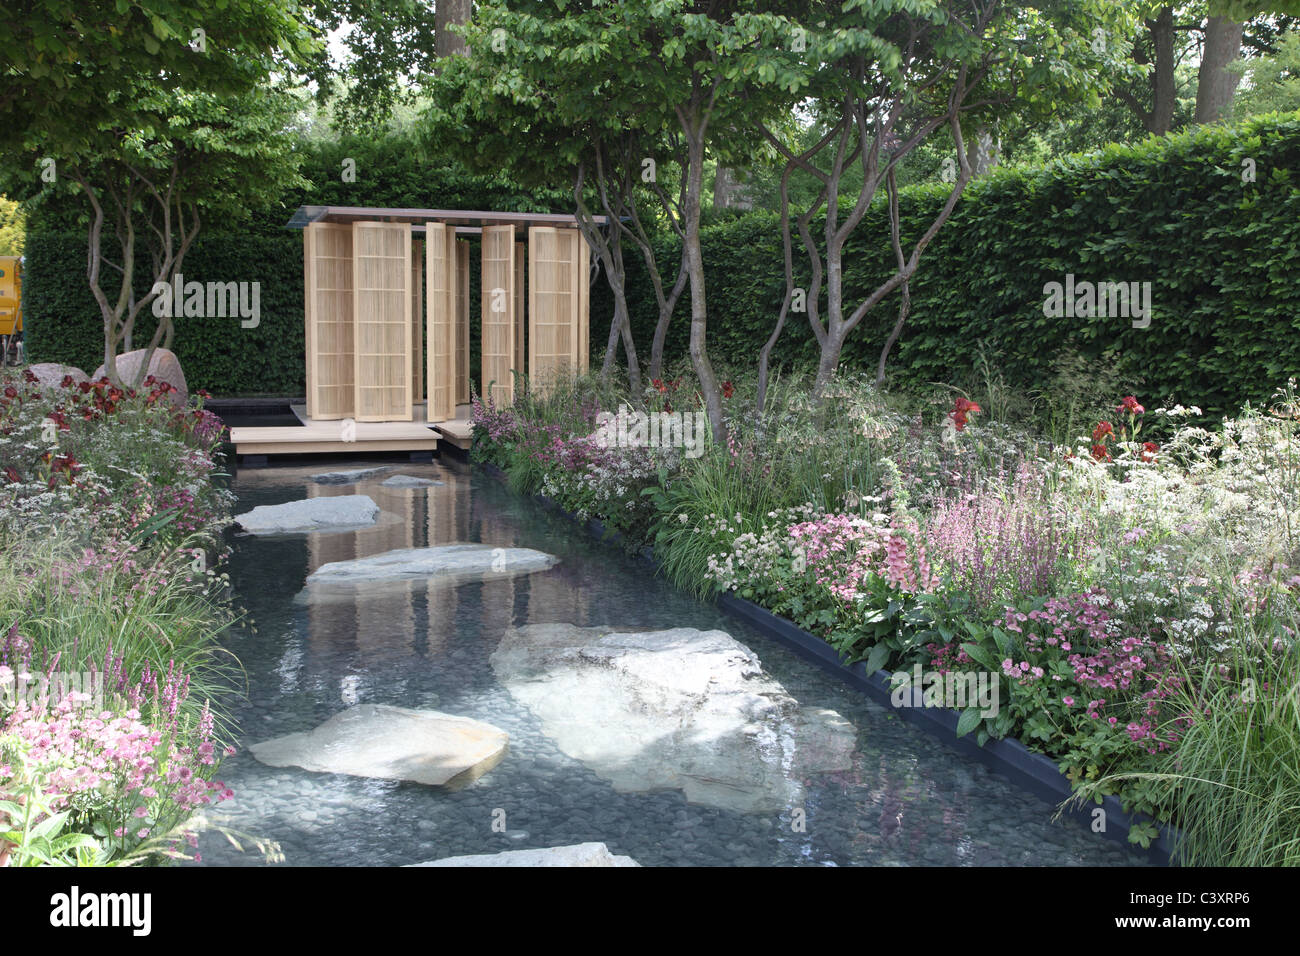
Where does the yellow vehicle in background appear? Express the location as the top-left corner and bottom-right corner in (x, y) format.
(0, 255), (22, 365)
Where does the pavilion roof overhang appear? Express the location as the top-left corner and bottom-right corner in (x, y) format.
(285, 205), (606, 233)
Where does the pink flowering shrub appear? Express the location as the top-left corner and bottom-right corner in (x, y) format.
(0, 658), (234, 864)
(967, 591), (1184, 823)
(786, 513), (893, 603)
(923, 464), (1097, 611)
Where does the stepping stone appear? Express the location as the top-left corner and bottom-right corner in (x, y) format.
(381, 475), (445, 488)
(310, 466), (393, 485)
(302, 543), (558, 593)
(408, 843), (640, 867)
(490, 624), (857, 813)
(235, 495), (380, 534)
(248, 704), (508, 787)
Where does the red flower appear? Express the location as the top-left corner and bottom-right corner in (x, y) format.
(2, 386), (17, 400)
(1141, 441), (1159, 462)
(948, 397), (983, 432)
(2, 466), (19, 484)
(721, 381), (734, 399)
(1091, 443), (1112, 462)
(1117, 396), (1145, 416)
(1092, 421), (1114, 443)
(60, 375), (74, 388)
(77, 381), (92, 394)
(652, 378), (667, 394)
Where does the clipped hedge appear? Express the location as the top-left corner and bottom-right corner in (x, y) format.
(23, 232), (304, 394)
(24, 115), (1300, 409)
(614, 113), (1300, 416)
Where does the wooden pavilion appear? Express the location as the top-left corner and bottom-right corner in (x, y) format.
(229, 206), (596, 458)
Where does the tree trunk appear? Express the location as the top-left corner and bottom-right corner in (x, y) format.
(875, 279), (910, 390)
(435, 0), (472, 58)
(682, 118), (726, 444)
(1195, 17), (1245, 124)
(647, 245), (687, 382)
(1150, 7), (1177, 135)
(608, 235), (642, 397)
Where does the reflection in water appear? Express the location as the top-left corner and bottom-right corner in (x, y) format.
(197, 459), (1153, 868)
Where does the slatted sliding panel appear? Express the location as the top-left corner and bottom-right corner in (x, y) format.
(514, 241), (526, 380)
(425, 222), (457, 422)
(456, 240), (470, 406)
(304, 222), (354, 420)
(481, 225), (515, 406)
(411, 239), (424, 403)
(528, 227), (584, 393)
(304, 231), (312, 417)
(578, 233), (590, 373)
(352, 222), (412, 421)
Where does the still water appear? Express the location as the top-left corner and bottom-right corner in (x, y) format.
(194, 458), (1150, 867)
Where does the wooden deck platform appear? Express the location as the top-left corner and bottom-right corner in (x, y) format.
(229, 404), (440, 457)
(433, 418), (474, 450)
(228, 402), (480, 458)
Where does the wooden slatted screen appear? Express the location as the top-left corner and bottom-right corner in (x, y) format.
(425, 223), (457, 422)
(352, 222), (412, 421)
(481, 225), (515, 407)
(514, 241), (526, 382)
(411, 239), (424, 404)
(456, 240), (470, 407)
(304, 222), (354, 420)
(303, 229), (312, 418)
(528, 227), (586, 392)
(577, 232), (590, 373)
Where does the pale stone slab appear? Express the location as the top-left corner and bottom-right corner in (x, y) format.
(409, 843), (640, 867)
(310, 466), (394, 485)
(235, 495), (380, 534)
(248, 704), (508, 787)
(381, 475), (445, 488)
(303, 543), (558, 589)
(490, 624), (858, 813)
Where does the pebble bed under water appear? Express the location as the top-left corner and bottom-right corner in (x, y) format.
(194, 459), (1152, 867)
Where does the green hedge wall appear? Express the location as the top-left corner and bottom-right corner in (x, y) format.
(23, 232), (305, 394)
(610, 113), (1300, 416)
(25, 116), (1300, 411)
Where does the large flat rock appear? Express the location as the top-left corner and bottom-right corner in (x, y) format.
(408, 843), (640, 867)
(381, 474), (445, 488)
(490, 625), (857, 813)
(235, 494), (380, 534)
(311, 466), (393, 485)
(248, 704), (508, 787)
(298, 544), (558, 604)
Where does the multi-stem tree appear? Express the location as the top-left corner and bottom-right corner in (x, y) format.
(0, 0), (314, 386)
(751, 1), (1135, 405)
